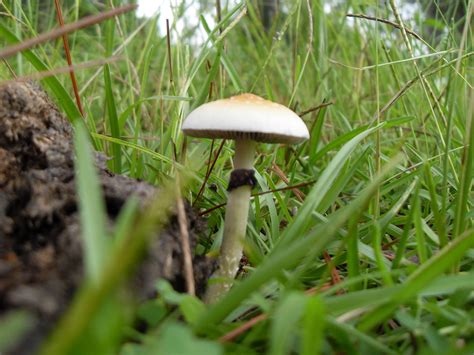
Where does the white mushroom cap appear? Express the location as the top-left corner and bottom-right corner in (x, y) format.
(182, 93), (309, 144)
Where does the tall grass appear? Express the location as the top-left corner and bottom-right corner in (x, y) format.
(0, 0), (472, 353)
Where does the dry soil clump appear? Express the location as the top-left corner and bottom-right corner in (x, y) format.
(0, 81), (212, 353)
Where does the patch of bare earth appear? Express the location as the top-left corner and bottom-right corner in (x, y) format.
(0, 81), (212, 353)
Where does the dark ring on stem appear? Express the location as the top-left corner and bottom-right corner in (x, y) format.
(227, 169), (257, 191)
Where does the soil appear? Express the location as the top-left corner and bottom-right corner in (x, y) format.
(0, 81), (213, 353)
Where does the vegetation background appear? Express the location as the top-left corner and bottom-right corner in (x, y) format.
(0, 0), (473, 353)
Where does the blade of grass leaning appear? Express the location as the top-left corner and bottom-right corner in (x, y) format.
(423, 163), (447, 246)
(191, 50), (222, 110)
(277, 124), (384, 248)
(453, 91), (474, 238)
(378, 176), (417, 230)
(118, 95), (192, 132)
(346, 216), (361, 291)
(310, 125), (368, 164)
(103, 15), (121, 173)
(358, 227), (474, 332)
(413, 183), (428, 263)
(301, 296), (325, 355)
(326, 317), (396, 354)
(73, 120), (108, 283)
(91, 133), (176, 166)
(306, 103), (328, 160)
(392, 177), (420, 268)
(179, 3), (246, 95)
(323, 272), (474, 316)
(200, 15), (243, 92)
(317, 148), (370, 213)
(104, 63), (122, 173)
(372, 223), (393, 286)
(270, 292), (306, 355)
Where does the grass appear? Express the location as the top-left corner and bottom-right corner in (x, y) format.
(0, 0), (473, 353)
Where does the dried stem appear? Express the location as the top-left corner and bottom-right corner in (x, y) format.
(0, 56), (122, 88)
(298, 101), (334, 117)
(347, 13), (423, 41)
(166, 19), (173, 84)
(53, 0), (84, 116)
(193, 139), (226, 207)
(176, 176), (196, 296)
(0, 4), (137, 59)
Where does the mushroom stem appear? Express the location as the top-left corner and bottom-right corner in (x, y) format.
(205, 139), (256, 303)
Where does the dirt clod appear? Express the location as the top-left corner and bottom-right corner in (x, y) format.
(0, 82), (212, 353)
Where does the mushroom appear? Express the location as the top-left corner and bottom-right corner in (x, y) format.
(182, 93), (309, 302)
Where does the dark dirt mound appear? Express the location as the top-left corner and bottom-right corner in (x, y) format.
(0, 81), (212, 353)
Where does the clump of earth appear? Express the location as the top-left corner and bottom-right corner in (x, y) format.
(0, 81), (212, 353)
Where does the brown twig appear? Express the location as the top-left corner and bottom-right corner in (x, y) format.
(219, 283), (332, 342)
(219, 313), (267, 342)
(346, 13), (423, 41)
(166, 19), (173, 84)
(198, 202), (223, 216)
(0, 4), (137, 59)
(53, 0), (84, 117)
(193, 139), (226, 207)
(175, 176), (195, 296)
(298, 101), (334, 118)
(199, 180), (316, 216)
(205, 139), (216, 177)
(322, 250), (344, 294)
(374, 52), (474, 120)
(0, 56), (122, 88)
(216, 0), (222, 32)
(270, 163), (305, 202)
(2, 59), (17, 78)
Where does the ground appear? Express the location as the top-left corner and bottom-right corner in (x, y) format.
(0, 81), (213, 353)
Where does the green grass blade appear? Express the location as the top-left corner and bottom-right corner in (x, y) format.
(103, 63), (122, 173)
(91, 133), (175, 166)
(358, 227), (474, 332)
(270, 292), (306, 355)
(278, 124), (384, 247)
(392, 177), (420, 268)
(73, 120), (108, 283)
(413, 183), (428, 263)
(453, 94), (474, 237)
(301, 296), (325, 355)
(373, 223), (393, 286)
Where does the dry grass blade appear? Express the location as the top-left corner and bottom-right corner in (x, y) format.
(53, 0), (84, 116)
(176, 176), (195, 296)
(270, 163), (305, 202)
(2, 58), (17, 78)
(219, 313), (267, 343)
(347, 13), (423, 41)
(166, 19), (173, 84)
(193, 139), (226, 207)
(0, 56), (122, 88)
(323, 250), (344, 294)
(298, 101), (334, 117)
(374, 52), (474, 120)
(0, 4), (137, 59)
(218, 283), (331, 343)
